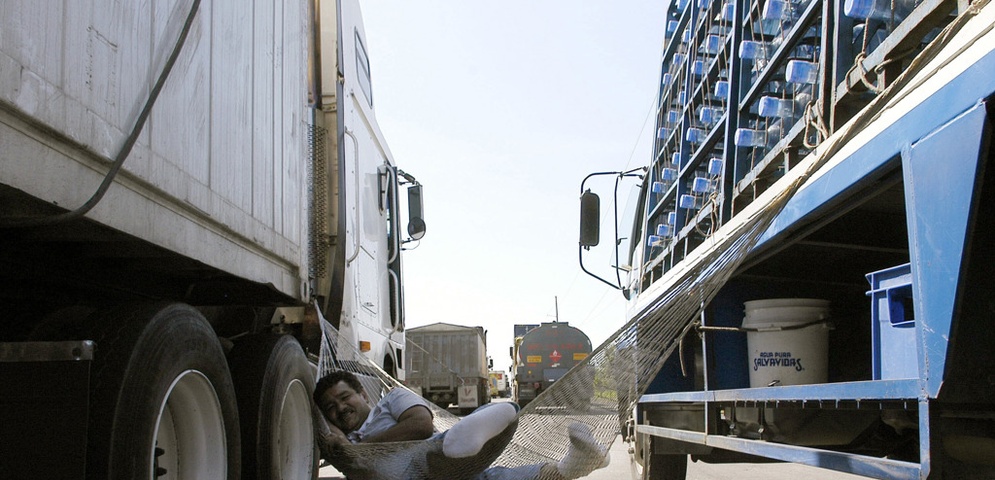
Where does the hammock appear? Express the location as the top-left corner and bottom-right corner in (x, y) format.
(314, 159), (815, 479)
(310, 24), (956, 469)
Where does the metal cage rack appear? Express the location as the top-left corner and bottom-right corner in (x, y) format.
(642, 0), (960, 286)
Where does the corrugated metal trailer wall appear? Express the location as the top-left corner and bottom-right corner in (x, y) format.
(0, 0), (311, 299)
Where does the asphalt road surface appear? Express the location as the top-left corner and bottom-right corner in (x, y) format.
(319, 432), (870, 479)
(318, 396), (869, 480)
(590, 435), (870, 480)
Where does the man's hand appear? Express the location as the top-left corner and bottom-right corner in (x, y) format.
(319, 424), (350, 449)
(314, 405), (350, 459)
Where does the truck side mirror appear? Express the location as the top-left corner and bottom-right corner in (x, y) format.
(579, 189), (600, 247)
(407, 185), (426, 240)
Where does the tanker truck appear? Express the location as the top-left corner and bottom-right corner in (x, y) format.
(512, 322), (592, 408)
(0, 1), (424, 478)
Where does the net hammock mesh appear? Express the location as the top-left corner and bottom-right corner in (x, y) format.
(314, 169), (797, 480)
(310, 21), (955, 470)
(314, 140), (838, 479)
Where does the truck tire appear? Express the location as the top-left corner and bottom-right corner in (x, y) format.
(86, 303), (240, 480)
(229, 334), (319, 480)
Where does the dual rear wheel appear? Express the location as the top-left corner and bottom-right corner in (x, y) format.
(86, 303), (317, 480)
(230, 333), (319, 480)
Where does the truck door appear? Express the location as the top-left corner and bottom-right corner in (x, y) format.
(335, 0), (403, 376)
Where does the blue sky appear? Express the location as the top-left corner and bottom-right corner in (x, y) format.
(359, 1), (667, 371)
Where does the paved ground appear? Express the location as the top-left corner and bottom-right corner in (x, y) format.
(318, 396), (869, 479)
(319, 433), (870, 479)
(567, 435), (869, 480)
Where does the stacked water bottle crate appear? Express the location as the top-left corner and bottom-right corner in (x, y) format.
(645, 0), (739, 273)
(731, 0), (824, 209)
(644, 0), (828, 275)
(643, 0), (958, 277)
(831, 0), (956, 129)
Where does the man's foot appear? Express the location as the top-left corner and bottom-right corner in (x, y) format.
(556, 423), (609, 479)
(442, 403), (519, 458)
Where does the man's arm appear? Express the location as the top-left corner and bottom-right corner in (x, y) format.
(361, 404), (434, 443)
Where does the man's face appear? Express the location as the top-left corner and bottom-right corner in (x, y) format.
(318, 381), (372, 433)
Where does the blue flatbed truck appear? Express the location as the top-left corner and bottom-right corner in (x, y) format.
(580, 0), (995, 478)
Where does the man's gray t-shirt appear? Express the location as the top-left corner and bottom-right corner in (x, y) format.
(347, 388), (434, 444)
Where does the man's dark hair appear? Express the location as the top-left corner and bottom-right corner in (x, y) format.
(314, 370), (364, 405)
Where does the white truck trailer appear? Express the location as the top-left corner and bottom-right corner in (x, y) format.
(0, 1), (424, 478)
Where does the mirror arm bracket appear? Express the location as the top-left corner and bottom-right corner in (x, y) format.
(577, 168), (644, 293)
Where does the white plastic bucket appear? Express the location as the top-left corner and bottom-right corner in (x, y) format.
(743, 298), (830, 388)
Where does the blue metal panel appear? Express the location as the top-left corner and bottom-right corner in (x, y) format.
(918, 397), (933, 479)
(645, 344), (696, 395)
(706, 286), (752, 390)
(757, 48), (995, 248)
(902, 103), (990, 398)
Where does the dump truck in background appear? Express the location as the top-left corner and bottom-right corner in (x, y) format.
(512, 322), (592, 407)
(579, 0), (995, 477)
(0, 1), (424, 478)
(405, 323), (490, 414)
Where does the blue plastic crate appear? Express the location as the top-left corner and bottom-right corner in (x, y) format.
(865, 263), (918, 380)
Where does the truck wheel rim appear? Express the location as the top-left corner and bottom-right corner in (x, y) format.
(152, 370), (227, 479)
(276, 378), (314, 477)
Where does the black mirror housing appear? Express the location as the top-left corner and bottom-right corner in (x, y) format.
(579, 189), (600, 247)
(407, 185), (426, 240)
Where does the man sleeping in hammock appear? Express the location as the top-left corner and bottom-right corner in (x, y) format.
(314, 371), (610, 480)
